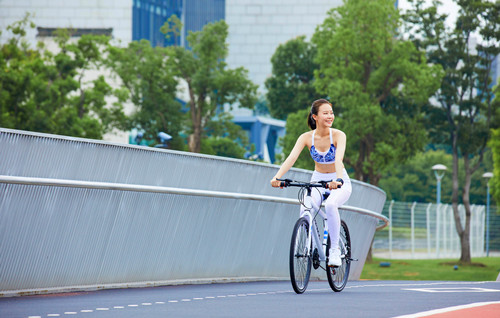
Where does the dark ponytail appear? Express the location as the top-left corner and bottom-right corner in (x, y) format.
(307, 99), (332, 130)
(307, 111), (316, 130)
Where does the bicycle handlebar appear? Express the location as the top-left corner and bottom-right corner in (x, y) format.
(277, 178), (333, 189)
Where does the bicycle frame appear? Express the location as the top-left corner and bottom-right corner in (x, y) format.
(301, 188), (348, 264)
(301, 187), (329, 263)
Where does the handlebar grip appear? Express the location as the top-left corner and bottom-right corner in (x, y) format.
(277, 178), (291, 188)
(319, 180), (332, 189)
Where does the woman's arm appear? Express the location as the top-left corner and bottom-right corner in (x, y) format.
(334, 130), (346, 179)
(270, 133), (308, 187)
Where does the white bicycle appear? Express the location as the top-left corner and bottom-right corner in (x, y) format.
(278, 179), (355, 294)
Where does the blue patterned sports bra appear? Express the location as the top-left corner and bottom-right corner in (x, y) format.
(310, 129), (336, 164)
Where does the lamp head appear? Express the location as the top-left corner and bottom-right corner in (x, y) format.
(432, 164), (447, 171)
(482, 172), (493, 179)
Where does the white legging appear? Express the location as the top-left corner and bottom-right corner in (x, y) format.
(300, 170), (352, 249)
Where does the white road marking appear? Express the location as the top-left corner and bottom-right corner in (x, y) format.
(403, 287), (500, 293)
(25, 281), (497, 318)
(392, 301), (500, 318)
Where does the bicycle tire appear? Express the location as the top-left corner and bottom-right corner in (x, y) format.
(326, 220), (351, 292)
(289, 217), (312, 294)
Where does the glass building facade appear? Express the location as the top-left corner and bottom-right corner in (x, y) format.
(132, 0), (225, 48)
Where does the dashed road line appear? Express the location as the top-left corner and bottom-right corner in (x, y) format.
(23, 282), (499, 318)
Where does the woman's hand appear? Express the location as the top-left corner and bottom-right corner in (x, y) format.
(270, 178), (281, 188)
(327, 180), (342, 190)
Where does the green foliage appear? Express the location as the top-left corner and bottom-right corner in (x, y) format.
(202, 137), (246, 159)
(402, 0), (500, 263)
(106, 39), (184, 150)
(312, 0), (442, 185)
(490, 128), (500, 204)
(203, 111), (249, 159)
(379, 149), (452, 203)
(265, 36), (318, 120)
(160, 14), (182, 45)
(376, 148), (494, 204)
(278, 109), (315, 170)
(168, 18), (258, 153)
(0, 15), (127, 139)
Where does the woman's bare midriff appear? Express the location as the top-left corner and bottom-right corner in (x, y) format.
(314, 163), (336, 174)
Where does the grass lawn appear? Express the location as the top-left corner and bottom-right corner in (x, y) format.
(360, 257), (500, 281)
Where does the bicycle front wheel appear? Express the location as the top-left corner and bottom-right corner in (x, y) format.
(289, 217), (312, 294)
(326, 220), (351, 292)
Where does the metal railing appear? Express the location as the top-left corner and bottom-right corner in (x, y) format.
(0, 175), (389, 230)
(373, 200), (488, 259)
(0, 128), (388, 296)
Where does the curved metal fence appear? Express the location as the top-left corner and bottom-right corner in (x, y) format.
(0, 128), (387, 296)
(373, 200), (489, 259)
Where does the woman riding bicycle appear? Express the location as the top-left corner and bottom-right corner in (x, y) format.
(270, 99), (352, 267)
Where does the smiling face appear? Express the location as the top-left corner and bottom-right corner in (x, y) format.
(312, 103), (334, 128)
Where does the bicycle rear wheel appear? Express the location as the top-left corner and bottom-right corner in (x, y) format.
(289, 217), (312, 294)
(326, 220), (351, 292)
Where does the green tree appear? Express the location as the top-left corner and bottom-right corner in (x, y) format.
(490, 127), (500, 205)
(106, 39), (184, 149)
(202, 111), (250, 159)
(0, 15), (126, 139)
(312, 0), (442, 185)
(403, 0), (500, 263)
(278, 108), (314, 169)
(379, 149), (456, 203)
(167, 18), (258, 153)
(265, 36), (318, 120)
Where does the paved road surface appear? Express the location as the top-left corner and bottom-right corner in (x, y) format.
(1, 280), (499, 318)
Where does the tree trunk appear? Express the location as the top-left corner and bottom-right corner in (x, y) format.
(188, 99), (202, 153)
(450, 131), (472, 264)
(459, 156), (473, 263)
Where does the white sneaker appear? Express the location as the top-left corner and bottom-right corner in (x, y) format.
(328, 248), (342, 267)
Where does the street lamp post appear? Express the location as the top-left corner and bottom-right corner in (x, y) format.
(432, 164), (447, 204)
(482, 172), (493, 257)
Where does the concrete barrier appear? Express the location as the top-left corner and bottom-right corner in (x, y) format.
(0, 128), (387, 296)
